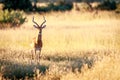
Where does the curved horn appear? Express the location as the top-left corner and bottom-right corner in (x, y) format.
(32, 16), (39, 27)
(40, 16), (46, 27)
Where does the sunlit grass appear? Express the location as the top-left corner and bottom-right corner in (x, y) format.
(0, 11), (120, 79)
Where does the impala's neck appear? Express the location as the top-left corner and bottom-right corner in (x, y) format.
(37, 31), (42, 43)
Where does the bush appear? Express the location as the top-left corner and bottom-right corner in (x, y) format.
(0, 10), (26, 29)
(115, 3), (120, 13)
(36, 0), (73, 12)
(55, 0), (73, 11)
(97, 0), (117, 10)
(74, 2), (93, 12)
(3, 0), (32, 11)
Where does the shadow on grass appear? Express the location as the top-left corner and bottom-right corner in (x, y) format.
(0, 49), (110, 79)
(0, 49), (48, 79)
(42, 53), (95, 72)
(0, 59), (48, 79)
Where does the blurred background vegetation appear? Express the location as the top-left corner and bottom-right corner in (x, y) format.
(0, 0), (120, 28)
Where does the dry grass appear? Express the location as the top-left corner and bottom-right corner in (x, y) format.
(0, 10), (120, 79)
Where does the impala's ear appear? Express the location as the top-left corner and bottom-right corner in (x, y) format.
(42, 25), (46, 29)
(33, 25), (39, 29)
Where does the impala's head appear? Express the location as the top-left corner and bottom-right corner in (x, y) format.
(32, 16), (46, 35)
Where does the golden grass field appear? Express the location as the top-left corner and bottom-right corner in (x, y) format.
(0, 10), (120, 80)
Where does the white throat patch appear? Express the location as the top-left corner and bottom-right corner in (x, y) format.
(39, 33), (42, 35)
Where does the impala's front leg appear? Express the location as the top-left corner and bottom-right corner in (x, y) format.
(39, 48), (42, 59)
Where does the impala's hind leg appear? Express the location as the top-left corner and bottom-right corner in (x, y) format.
(31, 49), (36, 59)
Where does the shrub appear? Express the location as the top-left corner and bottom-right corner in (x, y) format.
(75, 2), (92, 12)
(115, 3), (120, 13)
(2, 0), (32, 11)
(97, 0), (117, 10)
(0, 10), (26, 29)
(36, 0), (73, 12)
(55, 0), (73, 11)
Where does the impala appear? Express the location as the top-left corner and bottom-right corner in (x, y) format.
(31, 16), (46, 59)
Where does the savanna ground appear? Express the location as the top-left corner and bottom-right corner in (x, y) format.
(0, 10), (120, 80)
